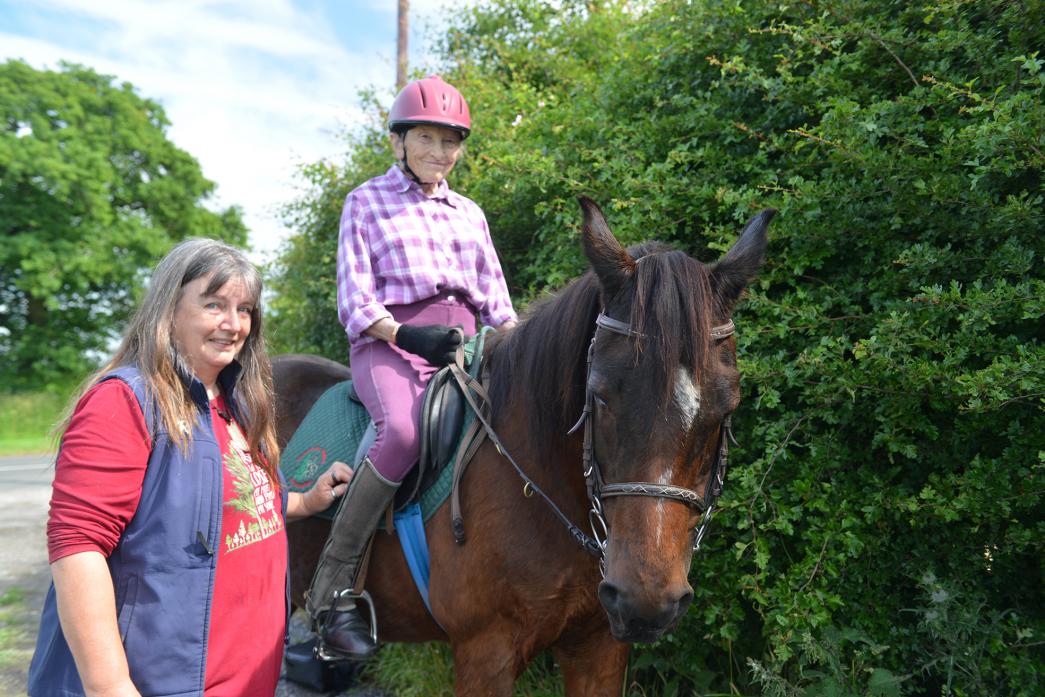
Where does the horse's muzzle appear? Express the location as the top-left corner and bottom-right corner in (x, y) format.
(597, 580), (693, 643)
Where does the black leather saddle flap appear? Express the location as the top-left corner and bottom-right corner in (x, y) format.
(405, 365), (465, 505)
(347, 365), (465, 512)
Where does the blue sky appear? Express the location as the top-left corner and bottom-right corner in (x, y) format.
(0, 0), (460, 262)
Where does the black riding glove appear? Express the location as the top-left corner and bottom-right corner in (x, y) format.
(395, 324), (462, 367)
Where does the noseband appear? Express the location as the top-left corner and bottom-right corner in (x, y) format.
(568, 313), (737, 573)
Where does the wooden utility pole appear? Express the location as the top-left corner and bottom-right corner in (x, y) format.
(396, 0), (408, 90)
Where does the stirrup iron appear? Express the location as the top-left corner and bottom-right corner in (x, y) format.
(313, 588), (378, 661)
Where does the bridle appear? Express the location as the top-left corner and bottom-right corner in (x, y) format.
(449, 312), (738, 575)
(567, 313), (737, 575)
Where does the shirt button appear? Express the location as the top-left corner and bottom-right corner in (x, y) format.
(446, 294), (456, 302)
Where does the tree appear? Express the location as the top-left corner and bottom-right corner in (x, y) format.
(267, 90), (391, 361)
(0, 60), (247, 389)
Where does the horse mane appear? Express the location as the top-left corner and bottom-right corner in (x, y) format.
(486, 241), (716, 465)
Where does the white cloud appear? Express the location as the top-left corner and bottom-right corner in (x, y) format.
(2, 0), (395, 264)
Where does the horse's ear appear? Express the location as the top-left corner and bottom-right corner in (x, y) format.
(578, 196), (635, 297)
(709, 208), (775, 315)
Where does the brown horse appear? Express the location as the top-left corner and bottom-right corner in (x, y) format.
(274, 198), (772, 696)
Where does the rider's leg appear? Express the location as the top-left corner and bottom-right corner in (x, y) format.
(306, 456), (397, 659)
(307, 293), (479, 660)
(306, 338), (429, 659)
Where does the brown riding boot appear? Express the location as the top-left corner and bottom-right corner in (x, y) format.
(306, 457), (399, 661)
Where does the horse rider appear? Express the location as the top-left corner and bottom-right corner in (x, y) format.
(307, 75), (518, 660)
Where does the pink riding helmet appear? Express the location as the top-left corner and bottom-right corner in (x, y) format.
(388, 75), (471, 138)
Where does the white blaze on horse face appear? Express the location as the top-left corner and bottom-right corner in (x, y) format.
(652, 367), (701, 491)
(646, 368), (702, 546)
(673, 367), (702, 430)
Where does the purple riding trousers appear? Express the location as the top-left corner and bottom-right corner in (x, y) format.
(350, 292), (477, 483)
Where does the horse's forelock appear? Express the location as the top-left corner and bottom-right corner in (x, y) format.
(487, 245), (717, 463)
(630, 248), (715, 404)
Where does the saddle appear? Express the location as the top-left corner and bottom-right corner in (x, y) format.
(278, 328), (493, 521)
(342, 349), (470, 511)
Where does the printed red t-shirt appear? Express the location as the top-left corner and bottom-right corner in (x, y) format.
(48, 380), (287, 695)
(205, 393), (286, 695)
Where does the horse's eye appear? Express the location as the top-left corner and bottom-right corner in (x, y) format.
(593, 394), (609, 409)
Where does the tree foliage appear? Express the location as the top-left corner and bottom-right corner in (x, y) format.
(267, 91), (391, 359)
(272, 1), (1043, 693)
(0, 60), (247, 388)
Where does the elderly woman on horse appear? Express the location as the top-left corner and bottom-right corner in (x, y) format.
(307, 75), (518, 660)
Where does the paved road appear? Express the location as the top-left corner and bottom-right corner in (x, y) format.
(0, 454), (54, 696)
(0, 454), (53, 589)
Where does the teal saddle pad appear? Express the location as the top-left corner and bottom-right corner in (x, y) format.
(279, 380), (370, 511)
(278, 330), (489, 522)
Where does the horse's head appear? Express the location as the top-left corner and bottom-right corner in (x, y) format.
(576, 197), (772, 642)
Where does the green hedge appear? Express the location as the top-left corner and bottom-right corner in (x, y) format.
(271, 1), (1043, 693)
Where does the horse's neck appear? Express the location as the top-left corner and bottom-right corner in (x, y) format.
(486, 327), (589, 503)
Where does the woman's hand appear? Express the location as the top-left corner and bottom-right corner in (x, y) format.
(395, 324), (463, 366)
(286, 461), (353, 521)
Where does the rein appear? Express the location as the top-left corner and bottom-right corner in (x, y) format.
(448, 352), (603, 557)
(448, 313), (738, 572)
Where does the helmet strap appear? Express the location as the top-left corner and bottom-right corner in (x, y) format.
(397, 135), (438, 189)
(392, 127), (425, 186)
(399, 155), (423, 185)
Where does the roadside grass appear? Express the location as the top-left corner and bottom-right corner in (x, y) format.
(367, 642), (564, 696)
(0, 390), (69, 456)
(0, 588), (33, 672)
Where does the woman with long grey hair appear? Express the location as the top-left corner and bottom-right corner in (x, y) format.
(28, 238), (352, 697)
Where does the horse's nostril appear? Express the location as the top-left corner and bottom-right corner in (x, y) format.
(676, 588), (694, 616)
(598, 581), (622, 613)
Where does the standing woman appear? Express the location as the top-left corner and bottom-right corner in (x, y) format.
(307, 75), (517, 660)
(28, 239), (352, 696)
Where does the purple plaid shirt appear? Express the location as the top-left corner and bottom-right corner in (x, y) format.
(337, 166), (517, 343)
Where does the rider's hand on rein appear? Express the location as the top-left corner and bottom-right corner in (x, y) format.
(394, 323), (463, 367)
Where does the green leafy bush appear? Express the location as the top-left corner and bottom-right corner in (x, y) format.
(271, 1), (1043, 693)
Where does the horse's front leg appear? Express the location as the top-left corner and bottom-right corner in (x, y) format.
(451, 632), (527, 697)
(553, 626), (630, 697)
